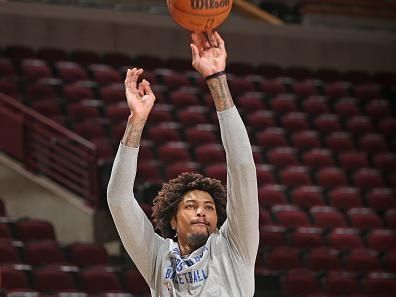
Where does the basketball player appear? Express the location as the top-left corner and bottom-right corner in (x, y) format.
(107, 30), (259, 296)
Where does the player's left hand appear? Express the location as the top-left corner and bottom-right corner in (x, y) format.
(191, 30), (227, 78)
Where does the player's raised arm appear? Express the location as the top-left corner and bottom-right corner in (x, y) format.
(107, 68), (162, 287)
(191, 31), (259, 266)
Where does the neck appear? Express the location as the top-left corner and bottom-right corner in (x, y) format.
(177, 233), (208, 256)
(178, 240), (196, 256)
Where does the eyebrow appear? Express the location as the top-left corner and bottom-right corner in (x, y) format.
(183, 199), (215, 205)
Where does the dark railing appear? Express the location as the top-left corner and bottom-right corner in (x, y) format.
(0, 93), (101, 208)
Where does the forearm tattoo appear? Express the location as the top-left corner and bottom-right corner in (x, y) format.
(207, 74), (234, 112)
(122, 118), (146, 148)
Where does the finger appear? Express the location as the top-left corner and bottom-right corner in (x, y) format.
(191, 32), (205, 53)
(190, 43), (200, 66)
(138, 81), (144, 97)
(207, 30), (218, 48)
(214, 31), (225, 51)
(125, 68), (138, 95)
(142, 79), (154, 96)
(201, 32), (211, 49)
(132, 68), (143, 83)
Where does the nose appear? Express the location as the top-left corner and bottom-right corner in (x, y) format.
(196, 206), (206, 217)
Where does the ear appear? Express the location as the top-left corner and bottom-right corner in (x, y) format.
(170, 216), (176, 230)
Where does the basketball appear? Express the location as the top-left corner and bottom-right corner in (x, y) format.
(167, 0), (233, 32)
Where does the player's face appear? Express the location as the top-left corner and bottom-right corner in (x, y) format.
(172, 190), (218, 249)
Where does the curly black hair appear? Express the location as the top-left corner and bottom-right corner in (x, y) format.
(152, 172), (227, 239)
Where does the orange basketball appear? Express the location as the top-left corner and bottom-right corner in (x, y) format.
(167, 0), (233, 32)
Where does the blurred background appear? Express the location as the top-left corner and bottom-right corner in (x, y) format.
(0, 0), (395, 296)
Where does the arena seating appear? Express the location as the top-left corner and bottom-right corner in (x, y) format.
(0, 44), (395, 297)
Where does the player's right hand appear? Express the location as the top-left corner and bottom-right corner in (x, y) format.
(124, 68), (156, 121)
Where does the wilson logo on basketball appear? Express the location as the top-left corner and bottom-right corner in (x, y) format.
(191, 0), (230, 10)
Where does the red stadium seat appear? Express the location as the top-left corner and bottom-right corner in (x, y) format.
(338, 151), (369, 171)
(316, 167), (348, 188)
(365, 99), (392, 119)
(366, 188), (396, 211)
(258, 184), (288, 208)
(316, 68), (342, 82)
(267, 147), (299, 167)
(348, 208), (383, 230)
(147, 122), (182, 144)
(272, 205), (310, 227)
(161, 71), (191, 90)
(290, 227), (324, 248)
(0, 223), (12, 239)
(385, 209), (396, 229)
(247, 110), (276, 131)
(33, 265), (77, 293)
(325, 131), (355, 152)
(123, 269), (151, 295)
(204, 163), (227, 185)
(378, 117), (396, 137)
(79, 266), (123, 294)
(358, 133), (388, 153)
(15, 218), (56, 242)
(74, 119), (109, 140)
(259, 225), (287, 247)
(228, 77), (256, 96)
(372, 152), (396, 172)
(0, 241), (20, 264)
(55, 61), (89, 83)
(165, 162), (201, 180)
(63, 83), (94, 103)
(302, 148), (335, 168)
(352, 168), (385, 189)
(363, 272), (396, 297)
(255, 128), (289, 148)
(345, 248), (380, 272)
(68, 242), (109, 267)
(280, 112), (310, 132)
(149, 104), (175, 125)
(334, 97), (361, 118)
(99, 83), (125, 104)
(37, 47), (68, 63)
(291, 130), (322, 150)
(302, 96), (330, 115)
(168, 90), (200, 108)
(282, 268), (320, 297)
(313, 114), (342, 134)
(286, 66), (315, 81)
(366, 229), (396, 251)
(260, 79), (287, 95)
(383, 250), (396, 273)
(106, 102), (130, 123)
(176, 106), (208, 127)
(266, 246), (302, 270)
(323, 81), (350, 98)
(259, 209), (273, 226)
(157, 142), (191, 164)
(346, 115), (375, 136)
(306, 247), (342, 271)
(310, 206), (346, 228)
(328, 227), (363, 249)
(91, 137), (115, 160)
(0, 265), (31, 290)
(68, 100), (102, 122)
(23, 240), (66, 266)
(328, 187), (362, 210)
(291, 81), (318, 97)
(26, 81), (57, 101)
(237, 93), (266, 113)
(280, 166), (312, 186)
(31, 99), (63, 117)
(256, 164), (276, 186)
(353, 83), (382, 100)
(291, 186), (325, 209)
(270, 94), (298, 113)
(185, 124), (219, 146)
(21, 59), (53, 81)
(0, 80), (20, 99)
(0, 58), (17, 79)
(136, 160), (163, 184)
(194, 143), (225, 164)
(324, 270), (360, 295)
(89, 64), (121, 85)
